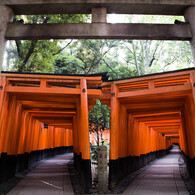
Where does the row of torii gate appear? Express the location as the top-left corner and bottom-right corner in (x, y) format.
(0, 0), (195, 192)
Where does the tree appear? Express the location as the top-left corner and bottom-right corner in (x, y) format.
(54, 53), (85, 74)
(89, 100), (110, 146)
(53, 39), (123, 77)
(123, 40), (163, 75)
(6, 14), (88, 72)
(119, 14), (194, 76)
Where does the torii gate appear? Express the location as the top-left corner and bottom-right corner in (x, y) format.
(0, 0), (195, 192)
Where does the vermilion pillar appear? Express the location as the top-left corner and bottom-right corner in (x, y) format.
(110, 83), (119, 160)
(119, 105), (127, 158)
(186, 72), (195, 158)
(0, 77), (9, 151)
(118, 105), (128, 180)
(109, 83), (119, 189)
(181, 110), (189, 156)
(79, 79), (92, 192)
(73, 115), (79, 155)
(190, 72), (195, 105)
(80, 79), (90, 159)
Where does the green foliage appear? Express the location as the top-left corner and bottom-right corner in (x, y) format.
(89, 100), (110, 131)
(12, 40), (60, 72)
(54, 54), (84, 74)
(91, 145), (99, 161)
(7, 14), (88, 72)
(121, 39), (194, 76)
(119, 15), (194, 76)
(65, 40), (120, 74)
(89, 100), (110, 146)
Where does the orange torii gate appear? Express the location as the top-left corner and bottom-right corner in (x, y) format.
(0, 68), (195, 191)
(0, 72), (106, 191)
(101, 68), (195, 188)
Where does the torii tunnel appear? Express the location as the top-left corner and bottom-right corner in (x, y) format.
(101, 68), (195, 188)
(0, 68), (195, 191)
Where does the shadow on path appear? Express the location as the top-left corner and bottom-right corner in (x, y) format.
(7, 153), (74, 195)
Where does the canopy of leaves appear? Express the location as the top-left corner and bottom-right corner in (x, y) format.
(7, 14), (88, 73)
(89, 100), (110, 132)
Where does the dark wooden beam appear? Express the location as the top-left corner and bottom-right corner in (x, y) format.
(5, 23), (192, 40)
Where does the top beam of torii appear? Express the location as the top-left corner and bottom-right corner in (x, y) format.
(2, 0), (195, 15)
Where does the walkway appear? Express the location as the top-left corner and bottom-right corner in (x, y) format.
(123, 145), (188, 195)
(8, 153), (74, 195)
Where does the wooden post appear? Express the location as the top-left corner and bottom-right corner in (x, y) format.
(40, 78), (48, 88)
(110, 83), (119, 160)
(73, 115), (79, 155)
(189, 72), (195, 158)
(76, 93), (81, 155)
(2, 96), (17, 154)
(109, 83), (119, 189)
(80, 79), (92, 192)
(80, 79), (90, 159)
(119, 105), (127, 158)
(74, 98), (81, 171)
(0, 77), (8, 127)
(190, 72), (195, 104)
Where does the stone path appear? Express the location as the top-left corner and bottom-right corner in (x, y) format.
(123, 145), (188, 195)
(7, 153), (74, 195)
(6, 146), (189, 195)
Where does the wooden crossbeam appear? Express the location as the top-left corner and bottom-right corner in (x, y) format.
(5, 23), (192, 40)
(4, 85), (102, 97)
(30, 113), (75, 117)
(135, 114), (181, 122)
(101, 71), (193, 87)
(20, 100), (76, 109)
(145, 122), (181, 126)
(165, 134), (179, 137)
(133, 111), (181, 118)
(4, 86), (81, 95)
(117, 83), (191, 98)
(35, 118), (73, 123)
(2, 73), (102, 81)
(28, 110), (76, 114)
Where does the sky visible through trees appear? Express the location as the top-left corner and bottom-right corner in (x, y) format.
(2, 14), (195, 80)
